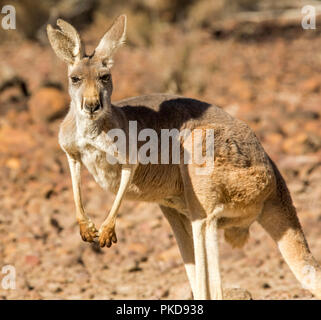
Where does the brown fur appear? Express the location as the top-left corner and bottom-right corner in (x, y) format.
(48, 16), (321, 299)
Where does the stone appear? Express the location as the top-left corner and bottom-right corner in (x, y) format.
(28, 87), (68, 122)
(224, 288), (252, 300)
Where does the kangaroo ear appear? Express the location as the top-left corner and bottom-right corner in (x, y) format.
(47, 19), (82, 65)
(94, 15), (127, 68)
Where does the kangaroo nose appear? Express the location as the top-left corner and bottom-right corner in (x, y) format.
(84, 100), (101, 114)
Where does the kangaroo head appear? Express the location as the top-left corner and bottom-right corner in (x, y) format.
(47, 15), (126, 120)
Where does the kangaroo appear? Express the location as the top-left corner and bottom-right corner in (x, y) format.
(47, 15), (321, 300)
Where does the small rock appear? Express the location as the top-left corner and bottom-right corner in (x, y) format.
(302, 77), (320, 93)
(224, 288), (252, 300)
(282, 132), (321, 155)
(156, 246), (180, 263)
(125, 260), (142, 273)
(25, 255), (40, 267)
(28, 87), (68, 123)
(0, 125), (35, 154)
(127, 242), (148, 256)
(169, 283), (192, 300)
(5, 158), (21, 170)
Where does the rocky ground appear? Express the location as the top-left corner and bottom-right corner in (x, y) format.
(1, 3), (321, 300)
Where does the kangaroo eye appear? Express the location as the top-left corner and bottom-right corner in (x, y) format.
(71, 76), (81, 84)
(99, 74), (111, 82)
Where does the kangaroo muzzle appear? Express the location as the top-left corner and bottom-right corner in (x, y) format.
(83, 97), (101, 114)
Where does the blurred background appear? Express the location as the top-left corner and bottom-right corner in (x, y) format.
(1, 0), (321, 299)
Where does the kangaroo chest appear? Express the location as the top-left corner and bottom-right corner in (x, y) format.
(74, 126), (186, 208)
(77, 134), (122, 193)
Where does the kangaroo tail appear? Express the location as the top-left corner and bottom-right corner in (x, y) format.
(258, 158), (321, 299)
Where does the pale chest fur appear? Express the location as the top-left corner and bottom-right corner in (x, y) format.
(76, 132), (122, 194)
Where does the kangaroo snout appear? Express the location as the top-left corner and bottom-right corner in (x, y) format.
(83, 98), (101, 114)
